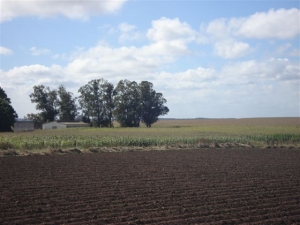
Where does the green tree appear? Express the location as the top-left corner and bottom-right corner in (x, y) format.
(29, 85), (58, 122)
(25, 113), (43, 122)
(113, 80), (141, 127)
(78, 79), (114, 127)
(139, 81), (169, 127)
(0, 87), (18, 132)
(101, 82), (115, 127)
(57, 85), (78, 121)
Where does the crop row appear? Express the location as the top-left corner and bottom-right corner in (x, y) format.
(0, 132), (299, 150)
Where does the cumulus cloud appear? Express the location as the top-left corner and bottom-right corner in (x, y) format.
(118, 22), (142, 43)
(0, 0), (127, 22)
(1, 57), (299, 118)
(206, 8), (300, 40)
(214, 40), (252, 59)
(30, 47), (51, 56)
(1, 64), (64, 87)
(147, 17), (196, 43)
(276, 43), (292, 54)
(63, 18), (203, 82)
(145, 17), (200, 56)
(237, 8), (300, 39)
(204, 8), (300, 59)
(205, 17), (251, 59)
(1, 11), (300, 118)
(206, 17), (242, 39)
(220, 58), (300, 85)
(288, 48), (300, 57)
(0, 46), (13, 55)
(63, 42), (183, 83)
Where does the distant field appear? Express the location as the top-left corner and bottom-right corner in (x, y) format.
(0, 117), (299, 154)
(152, 117), (299, 127)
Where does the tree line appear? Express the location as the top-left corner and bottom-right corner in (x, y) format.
(26, 79), (169, 128)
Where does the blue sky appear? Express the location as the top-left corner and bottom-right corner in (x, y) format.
(0, 0), (299, 119)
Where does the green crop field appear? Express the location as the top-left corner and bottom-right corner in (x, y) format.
(0, 118), (299, 154)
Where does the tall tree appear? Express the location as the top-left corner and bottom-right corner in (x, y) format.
(78, 79), (114, 127)
(25, 113), (43, 122)
(139, 81), (169, 127)
(0, 87), (18, 132)
(0, 87), (10, 102)
(29, 85), (58, 122)
(57, 85), (78, 121)
(114, 80), (141, 127)
(101, 81), (115, 127)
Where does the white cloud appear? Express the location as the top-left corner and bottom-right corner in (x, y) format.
(204, 8), (300, 59)
(119, 22), (135, 33)
(1, 64), (64, 87)
(220, 58), (300, 83)
(30, 47), (51, 56)
(118, 22), (142, 43)
(144, 17), (200, 56)
(64, 18), (202, 81)
(0, 46), (13, 55)
(276, 43), (292, 54)
(156, 58), (299, 117)
(0, 0), (127, 23)
(158, 67), (216, 89)
(206, 18), (242, 39)
(288, 48), (300, 57)
(1, 12), (299, 118)
(1, 57), (299, 118)
(147, 17), (196, 43)
(206, 8), (300, 40)
(237, 8), (300, 39)
(98, 24), (116, 35)
(205, 17), (252, 59)
(214, 40), (252, 58)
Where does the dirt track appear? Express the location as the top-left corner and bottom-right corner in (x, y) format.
(1, 149), (300, 224)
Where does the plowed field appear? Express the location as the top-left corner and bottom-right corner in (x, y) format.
(1, 149), (300, 224)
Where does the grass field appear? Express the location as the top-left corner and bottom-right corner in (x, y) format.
(0, 117), (299, 153)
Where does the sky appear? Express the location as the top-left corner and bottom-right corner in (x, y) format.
(0, 0), (299, 119)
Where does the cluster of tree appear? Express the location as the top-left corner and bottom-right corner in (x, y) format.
(27, 85), (78, 123)
(27, 79), (169, 128)
(0, 87), (18, 132)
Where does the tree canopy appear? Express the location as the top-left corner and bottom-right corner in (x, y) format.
(29, 85), (58, 122)
(113, 80), (169, 127)
(78, 79), (114, 127)
(0, 87), (18, 132)
(27, 79), (169, 128)
(29, 85), (78, 122)
(139, 81), (169, 127)
(114, 80), (141, 127)
(57, 85), (78, 121)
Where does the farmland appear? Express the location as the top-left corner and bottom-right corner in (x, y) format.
(1, 148), (300, 224)
(1, 118), (300, 224)
(0, 117), (299, 155)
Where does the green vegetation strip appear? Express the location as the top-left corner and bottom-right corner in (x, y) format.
(1, 123), (299, 151)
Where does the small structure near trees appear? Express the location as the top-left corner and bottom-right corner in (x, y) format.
(14, 121), (34, 132)
(42, 121), (89, 130)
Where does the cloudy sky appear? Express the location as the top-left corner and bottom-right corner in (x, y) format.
(0, 0), (299, 119)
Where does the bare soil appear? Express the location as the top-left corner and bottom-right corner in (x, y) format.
(0, 148), (300, 224)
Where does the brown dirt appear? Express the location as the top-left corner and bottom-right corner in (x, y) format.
(0, 148), (300, 224)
